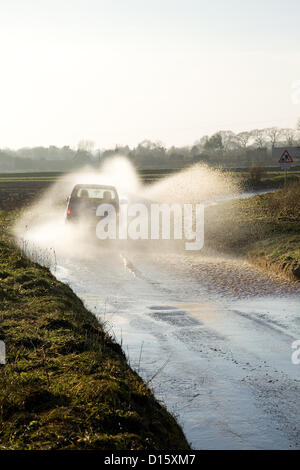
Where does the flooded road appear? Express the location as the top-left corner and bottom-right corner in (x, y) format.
(15, 161), (300, 449)
(54, 247), (300, 450)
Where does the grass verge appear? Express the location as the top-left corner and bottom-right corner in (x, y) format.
(0, 212), (189, 450)
(205, 181), (300, 281)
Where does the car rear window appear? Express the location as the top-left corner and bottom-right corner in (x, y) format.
(75, 187), (117, 200)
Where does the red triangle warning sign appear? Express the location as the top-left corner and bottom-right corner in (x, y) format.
(278, 150), (293, 163)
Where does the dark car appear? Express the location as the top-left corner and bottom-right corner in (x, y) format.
(65, 184), (120, 231)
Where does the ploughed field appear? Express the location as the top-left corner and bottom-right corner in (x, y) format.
(0, 168), (299, 211)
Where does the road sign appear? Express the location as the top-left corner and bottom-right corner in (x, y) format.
(280, 163), (291, 170)
(272, 146), (300, 161)
(278, 150), (293, 186)
(278, 149), (293, 164)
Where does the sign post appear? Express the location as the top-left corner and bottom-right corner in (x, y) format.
(278, 150), (293, 187)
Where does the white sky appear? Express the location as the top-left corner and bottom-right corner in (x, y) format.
(0, 0), (300, 149)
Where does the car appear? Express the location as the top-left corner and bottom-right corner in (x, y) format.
(65, 184), (120, 232)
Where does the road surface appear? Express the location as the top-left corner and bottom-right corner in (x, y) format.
(52, 245), (300, 450)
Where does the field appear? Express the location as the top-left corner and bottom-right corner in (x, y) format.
(0, 167), (300, 211)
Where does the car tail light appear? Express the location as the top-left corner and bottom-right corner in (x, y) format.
(67, 209), (71, 215)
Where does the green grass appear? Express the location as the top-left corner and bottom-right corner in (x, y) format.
(247, 234), (300, 280)
(205, 181), (300, 280)
(0, 213), (189, 450)
(241, 174), (299, 190)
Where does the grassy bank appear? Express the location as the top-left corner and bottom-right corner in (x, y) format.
(205, 182), (300, 281)
(241, 173), (299, 191)
(0, 213), (189, 450)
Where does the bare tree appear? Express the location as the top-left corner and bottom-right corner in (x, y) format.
(77, 139), (95, 153)
(193, 136), (209, 149)
(283, 129), (296, 146)
(266, 127), (281, 148)
(236, 131), (250, 149)
(252, 129), (267, 149)
(218, 130), (238, 151)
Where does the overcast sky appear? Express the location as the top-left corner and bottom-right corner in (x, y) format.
(0, 0), (300, 149)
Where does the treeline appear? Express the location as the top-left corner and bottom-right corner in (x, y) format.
(1, 126), (300, 172)
(0, 146), (93, 172)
